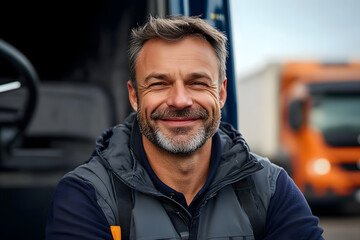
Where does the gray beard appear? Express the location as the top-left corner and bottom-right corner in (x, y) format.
(137, 107), (220, 155)
(152, 124), (208, 154)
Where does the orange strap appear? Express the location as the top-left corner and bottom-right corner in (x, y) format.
(110, 226), (121, 240)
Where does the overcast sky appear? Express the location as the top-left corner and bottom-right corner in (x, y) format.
(230, 0), (360, 78)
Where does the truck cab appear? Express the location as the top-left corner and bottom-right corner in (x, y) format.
(280, 62), (360, 203)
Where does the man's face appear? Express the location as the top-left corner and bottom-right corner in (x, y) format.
(128, 36), (227, 154)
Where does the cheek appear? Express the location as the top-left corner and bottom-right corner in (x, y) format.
(195, 91), (221, 112)
(138, 93), (166, 115)
(205, 89), (221, 104)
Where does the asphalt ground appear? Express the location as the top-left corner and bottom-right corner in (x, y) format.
(319, 216), (360, 240)
(314, 202), (360, 240)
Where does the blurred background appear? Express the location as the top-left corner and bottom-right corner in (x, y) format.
(231, 1), (360, 239)
(0, 0), (359, 239)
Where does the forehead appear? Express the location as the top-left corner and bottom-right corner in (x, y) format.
(135, 36), (219, 79)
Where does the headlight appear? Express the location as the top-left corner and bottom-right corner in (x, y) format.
(309, 158), (331, 175)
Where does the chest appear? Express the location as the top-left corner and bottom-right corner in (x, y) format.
(129, 186), (255, 240)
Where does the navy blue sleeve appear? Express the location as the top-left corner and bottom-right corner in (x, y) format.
(46, 177), (113, 240)
(265, 170), (324, 240)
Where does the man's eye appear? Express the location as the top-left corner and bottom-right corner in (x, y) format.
(149, 82), (164, 87)
(192, 81), (207, 86)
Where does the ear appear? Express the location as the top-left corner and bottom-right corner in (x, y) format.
(127, 80), (138, 111)
(219, 78), (227, 108)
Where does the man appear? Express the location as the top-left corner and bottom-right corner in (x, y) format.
(46, 16), (324, 239)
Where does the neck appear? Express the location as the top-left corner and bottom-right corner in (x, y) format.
(142, 135), (212, 205)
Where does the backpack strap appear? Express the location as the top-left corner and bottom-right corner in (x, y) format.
(110, 171), (190, 240)
(233, 176), (266, 240)
(109, 171), (134, 240)
(90, 151), (134, 239)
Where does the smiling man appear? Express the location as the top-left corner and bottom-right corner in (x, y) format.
(46, 16), (324, 240)
(133, 36), (224, 155)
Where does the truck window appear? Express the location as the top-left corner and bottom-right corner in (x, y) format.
(310, 93), (360, 146)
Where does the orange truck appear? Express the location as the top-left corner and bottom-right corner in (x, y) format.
(238, 62), (360, 204)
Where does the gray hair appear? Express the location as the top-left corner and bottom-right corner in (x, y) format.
(128, 15), (228, 93)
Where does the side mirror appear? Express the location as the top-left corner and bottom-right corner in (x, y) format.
(288, 99), (304, 131)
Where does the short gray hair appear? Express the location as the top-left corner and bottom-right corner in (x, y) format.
(128, 15), (228, 93)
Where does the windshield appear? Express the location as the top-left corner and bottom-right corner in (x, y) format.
(310, 93), (360, 133)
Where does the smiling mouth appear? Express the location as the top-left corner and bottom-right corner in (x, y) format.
(159, 117), (201, 127)
(151, 107), (208, 121)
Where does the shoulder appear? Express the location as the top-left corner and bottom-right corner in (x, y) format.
(65, 156), (111, 186)
(46, 173), (113, 239)
(64, 157), (118, 226)
(265, 169), (324, 239)
(250, 153), (283, 207)
(247, 154), (324, 239)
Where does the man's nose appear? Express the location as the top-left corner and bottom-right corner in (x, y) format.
(166, 83), (193, 109)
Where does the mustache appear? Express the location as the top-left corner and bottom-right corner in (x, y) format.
(150, 107), (209, 120)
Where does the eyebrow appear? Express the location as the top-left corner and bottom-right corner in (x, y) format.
(144, 73), (169, 84)
(143, 71), (213, 84)
(187, 72), (212, 82)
